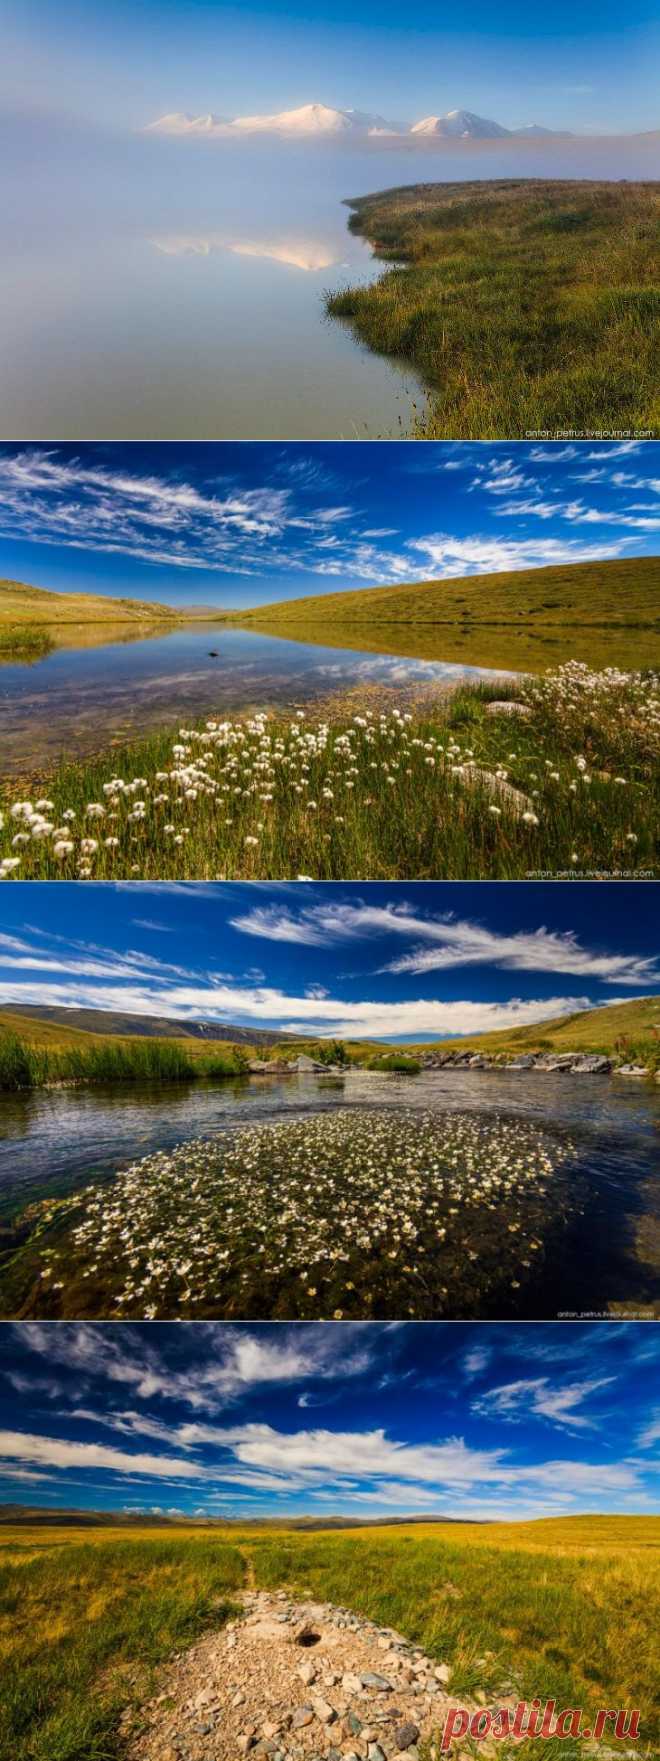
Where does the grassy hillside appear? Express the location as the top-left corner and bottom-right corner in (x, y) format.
(0, 1004), (291, 1049)
(327, 178), (660, 437)
(0, 578), (205, 628)
(0, 1518), (657, 1761)
(237, 557), (660, 635)
(415, 994), (660, 1060)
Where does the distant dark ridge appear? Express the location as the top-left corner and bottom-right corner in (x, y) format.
(0, 1004), (297, 1047)
(0, 1504), (486, 1529)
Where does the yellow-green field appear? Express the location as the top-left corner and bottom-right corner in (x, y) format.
(0, 1517), (657, 1760)
(416, 994), (660, 1064)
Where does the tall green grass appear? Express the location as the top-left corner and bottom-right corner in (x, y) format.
(0, 1537), (244, 1761)
(327, 179), (660, 437)
(0, 625), (55, 663)
(250, 1527), (660, 1750)
(0, 1031), (248, 1092)
(0, 1033), (48, 1092)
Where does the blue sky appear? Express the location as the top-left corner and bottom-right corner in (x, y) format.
(0, 443), (657, 613)
(1, 883), (657, 1041)
(0, 1321), (658, 1518)
(3, 0), (658, 135)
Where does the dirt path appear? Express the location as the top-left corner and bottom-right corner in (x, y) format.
(121, 1587), (469, 1761)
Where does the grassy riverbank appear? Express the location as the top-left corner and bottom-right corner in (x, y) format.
(238, 557), (660, 640)
(0, 1029), (249, 1091)
(326, 179), (660, 437)
(2, 994), (658, 1088)
(0, 1517), (657, 1761)
(1, 664), (657, 880)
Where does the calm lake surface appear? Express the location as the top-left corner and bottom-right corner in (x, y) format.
(0, 622), (513, 774)
(1, 1068), (657, 1317)
(3, 128), (658, 438)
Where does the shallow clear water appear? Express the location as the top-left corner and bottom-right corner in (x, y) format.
(0, 623), (510, 774)
(1, 1068), (658, 1316)
(2, 129), (657, 438)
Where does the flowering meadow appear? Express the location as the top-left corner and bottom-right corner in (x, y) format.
(6, 1108), (580, 1319)
(1, 664), (656, 880)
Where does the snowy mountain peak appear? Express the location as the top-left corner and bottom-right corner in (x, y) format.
(411, 108), (512, 138)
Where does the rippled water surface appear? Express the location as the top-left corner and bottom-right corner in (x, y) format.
(1, 1069), (657, 1316)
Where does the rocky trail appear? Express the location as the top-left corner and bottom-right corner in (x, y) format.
(121, 1587), (481, 1761)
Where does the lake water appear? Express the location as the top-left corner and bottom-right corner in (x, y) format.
(2, 126), (658, 438)
(0, 622), (513, 775)
(1, 1068), (657, 1318)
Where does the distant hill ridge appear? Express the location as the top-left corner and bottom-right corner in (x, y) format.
(0, 1004), (297, 1047)
(0, 579), (228, 626)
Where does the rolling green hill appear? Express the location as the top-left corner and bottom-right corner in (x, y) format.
(414, 994), (660, 1058)
(236, 555), (660, 636)
(0, 578), (208, 627)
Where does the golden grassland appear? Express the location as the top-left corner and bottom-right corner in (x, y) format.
(415, 994), (660, 1061)
(0, 1517), (658, 1759)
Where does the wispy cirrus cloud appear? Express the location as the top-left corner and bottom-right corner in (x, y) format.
(472, 1376), (615, 1432)
(230, 900), (658, 987)
(0, 444), (653, 598)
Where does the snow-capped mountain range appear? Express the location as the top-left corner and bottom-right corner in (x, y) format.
(145, 103), (572, 140)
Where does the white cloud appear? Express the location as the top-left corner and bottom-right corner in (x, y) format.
(0, 974), (596, 1038)
(14, 1323), (375, 1413)
(230, 901), (657, 988)
(473, 1376), (615, 1432)
(463, 1345), (491, 1380)
(637, 1412), (660, 1449)
(0, 1429), (209, 1479)
(408, 532), (626, 573)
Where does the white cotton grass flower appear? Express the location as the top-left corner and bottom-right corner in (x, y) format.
(0, 662), (654, 880)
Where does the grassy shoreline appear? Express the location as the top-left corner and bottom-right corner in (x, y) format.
(0, 1030), (249, 1092)
(326, 178), (660, 437)
(1, 665), (657, 880)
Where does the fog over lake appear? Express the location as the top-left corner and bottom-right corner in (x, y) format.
(2, 121), (657, 438)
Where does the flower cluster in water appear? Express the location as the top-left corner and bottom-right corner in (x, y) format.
(1, 665), (655, 879)
(32, 1108), (579, 1318)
